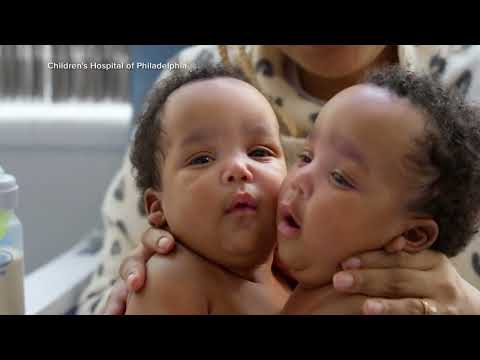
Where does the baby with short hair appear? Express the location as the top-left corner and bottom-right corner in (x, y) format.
(126, 65), (291, 314)
(277, 66), (480, 313)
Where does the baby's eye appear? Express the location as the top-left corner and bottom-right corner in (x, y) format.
(249, 147), (274, 158)
(297, 151), (313, 165)
(330, 170), (354, 189)
(188, 154), (214, 166)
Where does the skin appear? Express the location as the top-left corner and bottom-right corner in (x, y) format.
(277, 85), (439, 313)
(107, 45), (480, 316)
(276, 45), (398, 101)
(277, 84), (438, 288)
(126, 77), (290, 314)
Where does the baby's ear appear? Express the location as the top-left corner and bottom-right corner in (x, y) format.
(144, 188), (166, 228)
(384, 219), (439, 254)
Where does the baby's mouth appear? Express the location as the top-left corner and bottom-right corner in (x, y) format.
(284, 214), (300, 229)
(278, 203), (302, 238)
(226, 192), (258, 215)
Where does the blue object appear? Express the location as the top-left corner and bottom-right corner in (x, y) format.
(129, 45), (187, 131)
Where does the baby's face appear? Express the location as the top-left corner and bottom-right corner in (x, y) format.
(276, 84), (427, 287)
(157, 77), (287, 270)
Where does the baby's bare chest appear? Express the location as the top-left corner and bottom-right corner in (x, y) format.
(207, 280), (285, 315)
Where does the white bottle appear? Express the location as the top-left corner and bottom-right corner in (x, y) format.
(0, 166), (25, 315)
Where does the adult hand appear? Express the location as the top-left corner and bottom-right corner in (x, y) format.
(332, 250), (480, 315)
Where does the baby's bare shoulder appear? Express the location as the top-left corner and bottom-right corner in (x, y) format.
(126, 245), (211, 314)
(145, 244), (214, 286)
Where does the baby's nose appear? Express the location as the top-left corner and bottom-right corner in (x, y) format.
(221, 161), (253, 184)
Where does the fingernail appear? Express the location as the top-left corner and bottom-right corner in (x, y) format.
(342, 257), (361, 270)
(157, 236), (170, 251)
(333, 272), (354, 290)
(127, 272), (137, 289)
(365, 300), (384, 315)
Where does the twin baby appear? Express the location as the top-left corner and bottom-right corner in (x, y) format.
(125, 64), (480, 314)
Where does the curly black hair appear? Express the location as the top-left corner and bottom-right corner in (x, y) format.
(130, 64), (250, 196)
(365, 66), (480, 257)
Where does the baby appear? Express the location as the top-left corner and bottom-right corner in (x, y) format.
(277, 66), (480, 314)
(125, 65), (291, 314)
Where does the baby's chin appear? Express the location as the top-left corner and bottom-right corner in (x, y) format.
(277, 246), (339, 288)
(276, 243), (303, 278)
(219, 235), (275, 267)
(292, 266), (337, 289)
(219, 251), (274, 272)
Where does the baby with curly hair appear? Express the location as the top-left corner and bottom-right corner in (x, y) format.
(277, 66), (480, 313)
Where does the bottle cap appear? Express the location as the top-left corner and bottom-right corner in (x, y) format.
(0, 167), (18, 210)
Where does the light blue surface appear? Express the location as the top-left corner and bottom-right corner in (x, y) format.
(129, 45), (187, 123)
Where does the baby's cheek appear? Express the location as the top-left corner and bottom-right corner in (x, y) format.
(266, 170), (286, 203)
(164, 181), (209, 223)
(182, 173), (218, 200)
(304, 212), (351, 264)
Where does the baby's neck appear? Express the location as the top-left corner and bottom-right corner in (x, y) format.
(281, 282), (337, 315)
(225, 252), (276, 284)
(175, 238), (277, 285)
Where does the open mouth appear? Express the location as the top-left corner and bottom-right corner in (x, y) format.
(284, 214), (300, 229)
(278, 203), (301, 237)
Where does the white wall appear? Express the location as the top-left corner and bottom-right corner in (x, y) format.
(0, 103), (131, 273)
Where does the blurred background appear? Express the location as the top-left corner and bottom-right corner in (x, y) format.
(0, 45), (130, 102)
(0, 45), (187, 275)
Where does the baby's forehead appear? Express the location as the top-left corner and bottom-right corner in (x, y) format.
(169, 76), (258, 100)
(310, 84), (429, 171)
(162, 77), (279, 140)
(165, 77), (272, 115)
(314, 84), (427, 134)
(325, 84), (406, 115)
